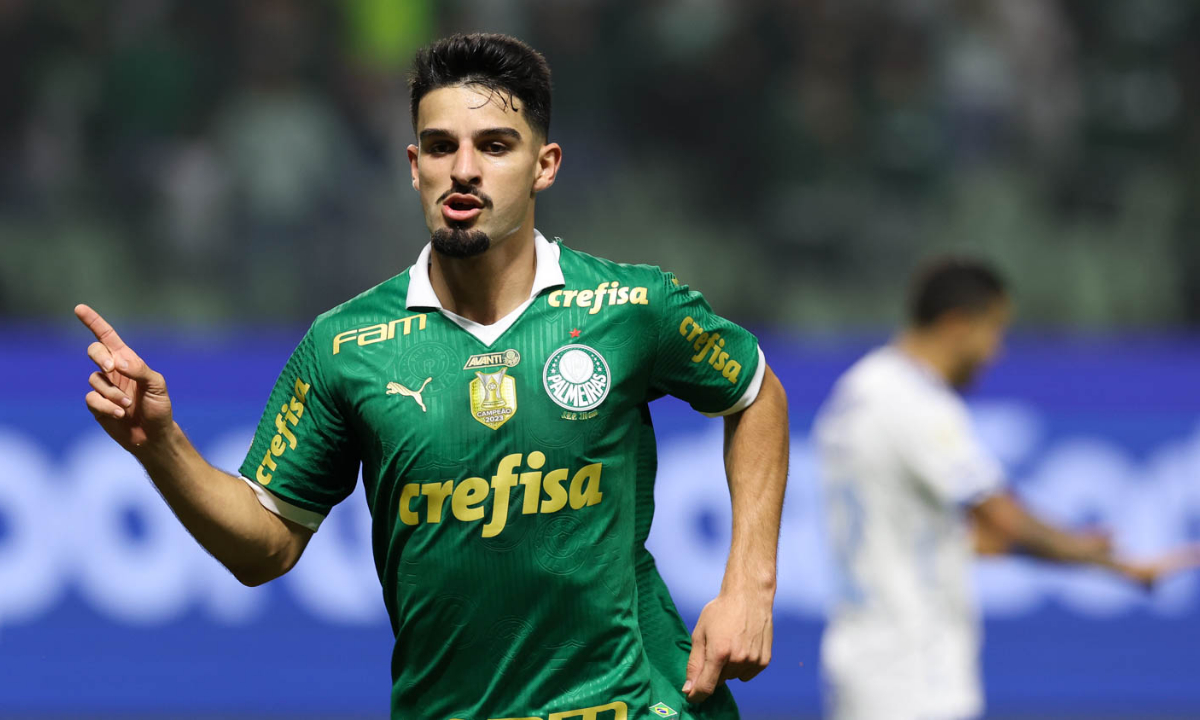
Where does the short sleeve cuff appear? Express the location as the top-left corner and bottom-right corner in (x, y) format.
(957, 465), (1007, 508)
(241, 476), (328, 531)
(702, 346), (767, 418)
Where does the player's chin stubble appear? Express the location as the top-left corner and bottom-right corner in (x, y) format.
(432, 227), (491, 258)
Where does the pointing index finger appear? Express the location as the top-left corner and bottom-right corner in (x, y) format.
(74, 304), (127, 351)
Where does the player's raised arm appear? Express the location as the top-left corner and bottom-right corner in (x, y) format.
(970, 492), (1200, 587)
(683, 364), (788, 703)
(74, 304), (312, 586)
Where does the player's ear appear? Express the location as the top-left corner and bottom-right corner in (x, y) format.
(533, 142), (562, 194)
(407, 144), (420, 192)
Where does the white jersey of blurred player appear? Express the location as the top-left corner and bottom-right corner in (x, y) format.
(815, 346), (1004, 720)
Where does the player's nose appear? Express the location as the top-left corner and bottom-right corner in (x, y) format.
(451, 146), (482, 187)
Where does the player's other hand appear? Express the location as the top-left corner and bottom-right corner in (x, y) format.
(682, 589), (773, 704)
(75, 304), (173, 453)
(1110, 544), (1200, 590)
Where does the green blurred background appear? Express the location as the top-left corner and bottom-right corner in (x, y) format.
(3, 0), (1198, 330)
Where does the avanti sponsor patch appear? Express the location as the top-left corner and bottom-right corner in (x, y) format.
(463, 348), (521, 370)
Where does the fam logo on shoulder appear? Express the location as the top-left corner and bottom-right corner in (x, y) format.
(543, 344), (611, 412)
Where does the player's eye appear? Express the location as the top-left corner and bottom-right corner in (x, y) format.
(426, 142), (454, 155)
(482, 141), (509, 155)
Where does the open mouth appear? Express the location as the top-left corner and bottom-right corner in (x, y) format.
(442, 193), (485, 223)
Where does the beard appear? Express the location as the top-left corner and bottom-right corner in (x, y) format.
(431, 227), (491, 258)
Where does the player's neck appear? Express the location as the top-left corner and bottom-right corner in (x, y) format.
(895, 331), (957, 386)
(428, 227), (538, 326)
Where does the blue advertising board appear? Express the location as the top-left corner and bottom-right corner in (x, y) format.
(1, 325), (1198, 717)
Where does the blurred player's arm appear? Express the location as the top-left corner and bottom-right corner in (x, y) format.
(685, 364), (788, 703)
(970, 492), (1108, 562)
(970, 512), (1011, 555)
(75, 304), (311, 587)
(970, 492), (1200, 587)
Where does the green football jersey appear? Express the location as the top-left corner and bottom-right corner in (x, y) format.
(239, 234), (763, 720)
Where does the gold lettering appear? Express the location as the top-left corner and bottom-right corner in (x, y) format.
(332, 330), (356, 355)
(708, 337), (726, 366)
(687, 323), (704, 342)
(356, 323), (388, 346)
(723, 360), (742, 384)
(255, 465), (272, 485)
(336, 316), (426, 354)
(288, 396), (305, 420)
(274, 413), (297, 449)
(714, 350), (728, 370)
(539, 468), (569, 513)
(399, 483), (420, 526)
(452, 477), (489, 522)
(270, 434), (285, 457)
(549, 284), (645, 312)
(568, 463), (604, 509)
(679, 316), (695, 337)
(422, 481), (453, 523)
(588, 283), (609, 315)
(398, 455), (606, 535)
(260, 449), (277, 472)
(293, 378), (310, 399)
(692, 332), (719, 362)
(549, 701), (628, 720)
(387, 314), (426, 338)
(520, 451), (546, 514)
(483, 454), (522, 537)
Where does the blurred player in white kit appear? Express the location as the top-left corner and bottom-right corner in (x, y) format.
(814, 258), (1200, 720)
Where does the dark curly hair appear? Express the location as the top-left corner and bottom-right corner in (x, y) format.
(409, 33), (552, 139)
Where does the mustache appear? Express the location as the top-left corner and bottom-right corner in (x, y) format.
(436, 185), (493, 208)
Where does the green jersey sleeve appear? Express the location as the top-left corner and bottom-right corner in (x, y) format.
(648, 271), (764, 415)
(238, 326), (359, 530)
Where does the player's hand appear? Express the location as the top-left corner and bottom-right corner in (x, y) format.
(682, 589), (773, 704)
(75, 304), (174, 453)
(1108, 544), (1200, 590)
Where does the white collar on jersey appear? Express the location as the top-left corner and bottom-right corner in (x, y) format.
(405, 229), (565, 346)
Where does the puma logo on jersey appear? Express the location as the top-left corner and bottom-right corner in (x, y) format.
(387, 378), (432, 412)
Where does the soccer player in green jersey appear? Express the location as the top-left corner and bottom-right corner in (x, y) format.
(74, 33), (789, 720)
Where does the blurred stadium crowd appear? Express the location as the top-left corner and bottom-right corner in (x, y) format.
(2, 0), (1199, 328)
